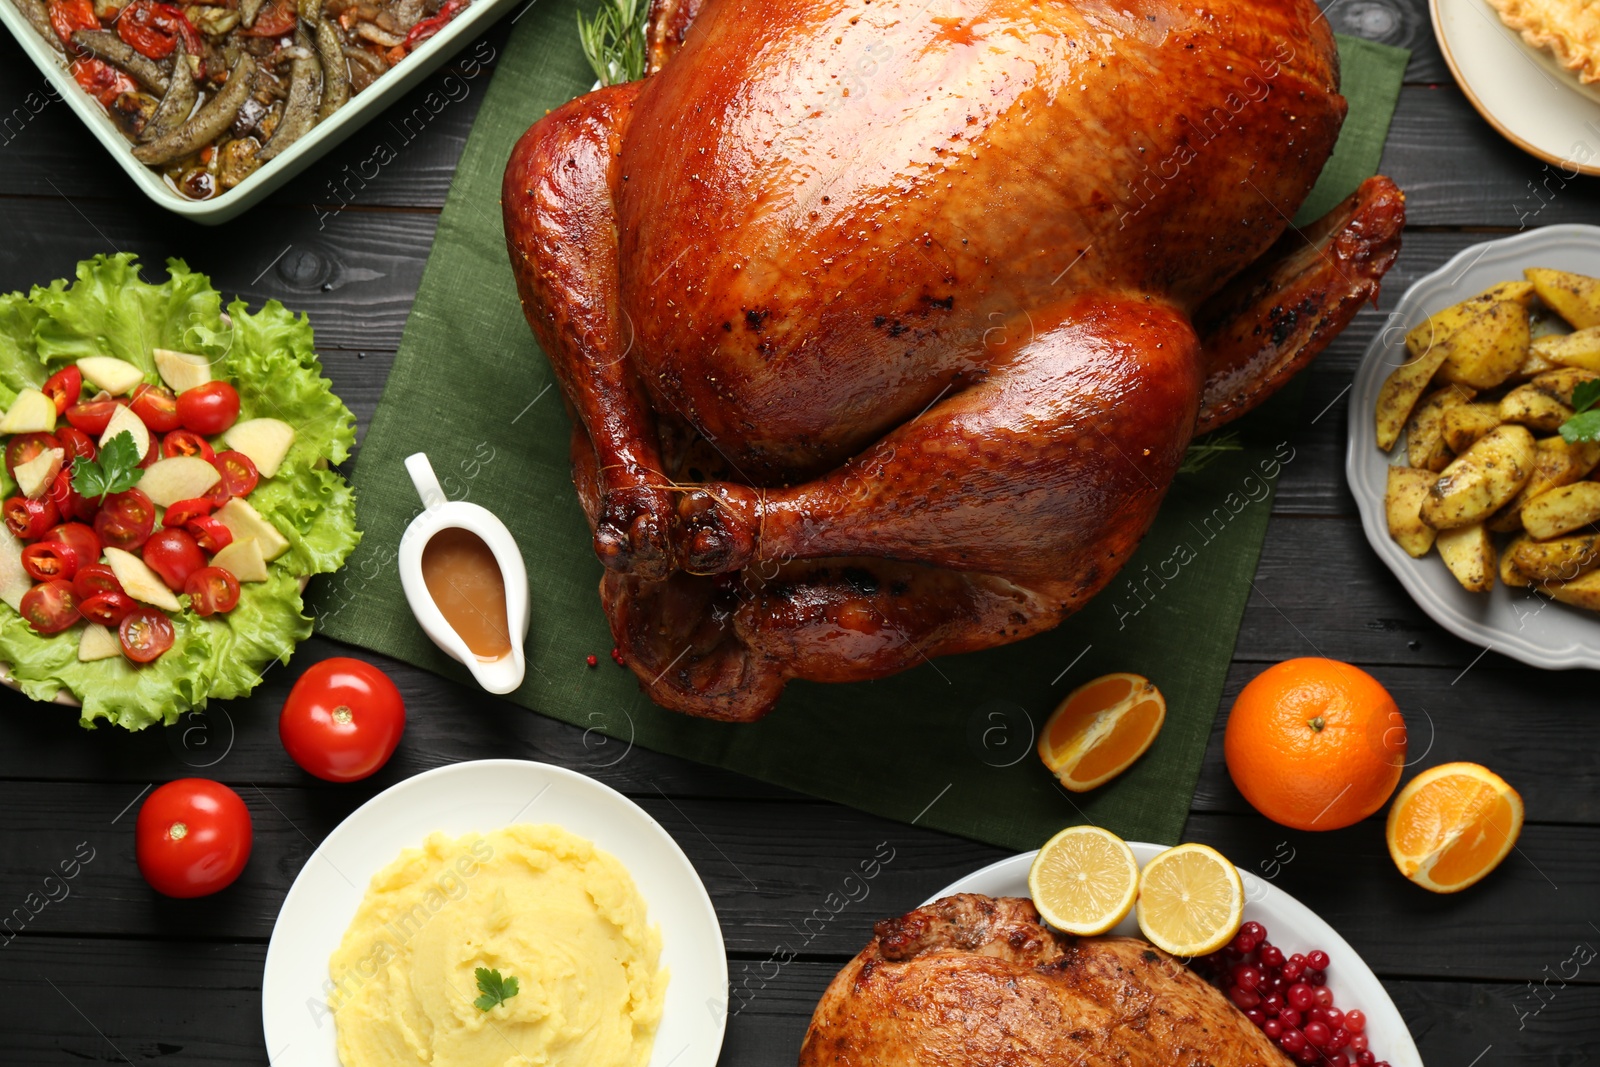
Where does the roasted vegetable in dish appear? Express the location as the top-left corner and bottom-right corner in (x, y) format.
(12, 0), (472, 199)
(1378, 267), (1600, 611)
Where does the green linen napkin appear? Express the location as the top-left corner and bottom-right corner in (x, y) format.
(310, 10), (1408, 851)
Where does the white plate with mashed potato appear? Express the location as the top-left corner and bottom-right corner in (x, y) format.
(261, 759), (727, 1067)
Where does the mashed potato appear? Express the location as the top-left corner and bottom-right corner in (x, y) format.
(327, 825), (667, 1067)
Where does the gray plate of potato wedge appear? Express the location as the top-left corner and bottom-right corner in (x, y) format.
(1349, 224), (1600, 670)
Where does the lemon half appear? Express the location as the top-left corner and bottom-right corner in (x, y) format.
(1028, 825), (1140, 936)
(1134, 842), (1244, 956)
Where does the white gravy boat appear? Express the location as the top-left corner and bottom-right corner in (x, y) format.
(397, 452), (530, 694)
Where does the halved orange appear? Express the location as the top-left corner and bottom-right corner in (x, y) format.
(1038, 673), (1166, 792)
(1386, 762), (1524, 894)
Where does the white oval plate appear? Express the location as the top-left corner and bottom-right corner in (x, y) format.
(261, 759), (727, 1067)
(1346, 224), (1600, 670)
(930, 845), (1421, 1067)
(1433, 0), (1600, 175)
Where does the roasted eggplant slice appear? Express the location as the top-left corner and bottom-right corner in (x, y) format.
(72, 29), (171, 95)
(314, 19), (349, 120)
(141, 37), (198, 143)
(132, 54), (255, 165)
(256, 32), (321, 162)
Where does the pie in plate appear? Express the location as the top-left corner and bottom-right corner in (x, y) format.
(1490, 0), (1600, 83)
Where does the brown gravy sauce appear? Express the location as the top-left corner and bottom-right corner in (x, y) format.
(421, 528), (512, 660)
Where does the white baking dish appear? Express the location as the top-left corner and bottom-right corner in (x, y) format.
(0, 0), (521, 224)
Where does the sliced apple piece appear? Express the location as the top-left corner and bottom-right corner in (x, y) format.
(13, 448), (63, 500)
(78, 624), (122, 662)
(0, 530), (32, 612)
(103, 547), (182, 611)
(153, 348), (212, 393)
(222, 418), (295, 478)
(212, 497), (289, 561)
(99, 404), (151, 461)
(140, 456), (221, 507)
(0, 388), (57, 434)
(76, 356), (146, 396)
(209, 537), (268, 582)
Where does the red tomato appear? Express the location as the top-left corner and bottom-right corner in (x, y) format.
(69, 57), (137, 106)
(73, 562), (122, 599)
(279, 658), (406, 782)
(184, 566), (239, 616)
(176, 382), (239, 436)
(185, 515), (233, 553)
(119, 609), (174, 663)
(5, 432), (60, 478)
(162, 497), (214, 527)
(4, 495), (60, 540)
(129, 384), (181, 434)
(79, 590), (135, 626)
(65, 396), (126, 436)
(41, 366), (83, 415)
(21, 542), (81, 583)
(134, 779), (251, 898)
(57, 426), (97, 463)
(241, 0), (294, 36)
(209, 450), (258, 499)
(142, 527), (204, 591)
(93, 488), (156, 551)
(19, 580), (78, 634)
(48, 0), (97, 48)
(402, 0), (465, 50)
(116, 0), (200, 61)
(161, 430), (214, 461)
(48, 468), (96, 523)
(45, 521), (100, 562)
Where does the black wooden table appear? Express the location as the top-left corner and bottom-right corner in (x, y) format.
(0, 1), (1595, 1062)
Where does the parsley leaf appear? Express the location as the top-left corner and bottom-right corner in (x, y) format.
(1560, 379), (1600, 443)
(72, 430), (144, 501)
(473, 967), (519, 1012)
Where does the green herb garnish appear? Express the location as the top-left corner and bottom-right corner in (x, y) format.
(577, 0), (648, 87)
(1179, 430), (1244, 474)
(473, 967), (520, 1012)
(72, 430), (144, 501)
(1559, 379), (1600, 443)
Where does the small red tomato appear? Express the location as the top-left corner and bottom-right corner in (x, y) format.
(209, 450), (258, 499)
(21, 541), (82, 583)
(45, 521), (100, 563)
(4, 495), (60, 540)
(19, 580), (78, 634)
(163, 497), (215, 528)
(130, 384), (181, 434)
(93, 487), (156, 551)
(135, 778), (252, 898)
(141, 527), (205, 591)
(184, 565), (239, 616)
(79, 590), (136, 626)
(161, 429), (214, 461)
(57, 426), (97, 463)
(42, 366), (83, 414)
(119, 609), (174, 663)
(64, 395), (126, 436)
(280, 658), (406, 782)
(185, 515), (233, 553)
(177, 381), (240, 436)
(4, 432), (60, 478)
(46, 468), (94, 523)
(73, 562), (122, 599)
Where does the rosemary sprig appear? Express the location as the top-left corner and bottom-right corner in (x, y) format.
(1178, 430), (1244, 474)
(577, 0), (650, 86)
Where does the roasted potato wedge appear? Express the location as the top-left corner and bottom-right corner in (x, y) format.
(1486, 436), (1600, 533)
(1523, 481), (1600, 540)
(1530, 326), (1600, 373)
(1543, 568), (1600, 610)
(1386, 466), (1437, 558)
(1407, 385), (1478, 472)
(1435, 524), (1496, 593)
(1402, 281), (1535, 359)
(1420, 424), (1537, 530)
(1512, 348), (1560, 380)
(1500, 534), (1534, 588)
(1440, 403), (1503, 454)
(1527, 268), (1600, 329)
(1507, 533), (1600, 583)
(1376, 344), (1454, 452)
(1433, 300), (1532, 390)
(1498, 383), (1573, 432)
(1528, 366), (1600, 407)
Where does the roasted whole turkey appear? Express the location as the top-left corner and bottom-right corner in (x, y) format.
(800, 894), (1292, 1066)
(503, 0), (1404, 721)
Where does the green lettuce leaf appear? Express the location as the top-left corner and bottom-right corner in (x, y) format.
(0, 254), (360, 729)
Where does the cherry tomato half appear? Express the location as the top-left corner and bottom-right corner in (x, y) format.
(162, 497), (213, 528)
(142, 527), (204, 591)
(45, 521), (100, 564)
(184, 566), (239, 617)
(116, 0), (200, 62)
(240, 0), (294, 36)
(21, 541), (81, 583)
(93, 487), (156, 551)
(4, 495), (60, 540)
(119, 609), (174, 663)
(134, 779), (251, 898)
(129, 384), (181, 434)
(41, 366), (83, 415)
(185, 515), (233, 553)
(57, 426), (97, 464)
(279, 658), (406, 782)
(79, 590), (135, 626)
(69, 56), (137, 106)
(65, 395), (126, 436)
(73, 562), (122, 600)
(46, 468), (95, 523)
(176, 382), (239, 436)
(161, 430), (214, 461)
(48, 0), (97, 49)
(20, 580), (78, 634)
(5, 432), (60, 478)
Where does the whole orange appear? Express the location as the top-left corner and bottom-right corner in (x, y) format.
(1224, 658), (1406, 831)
